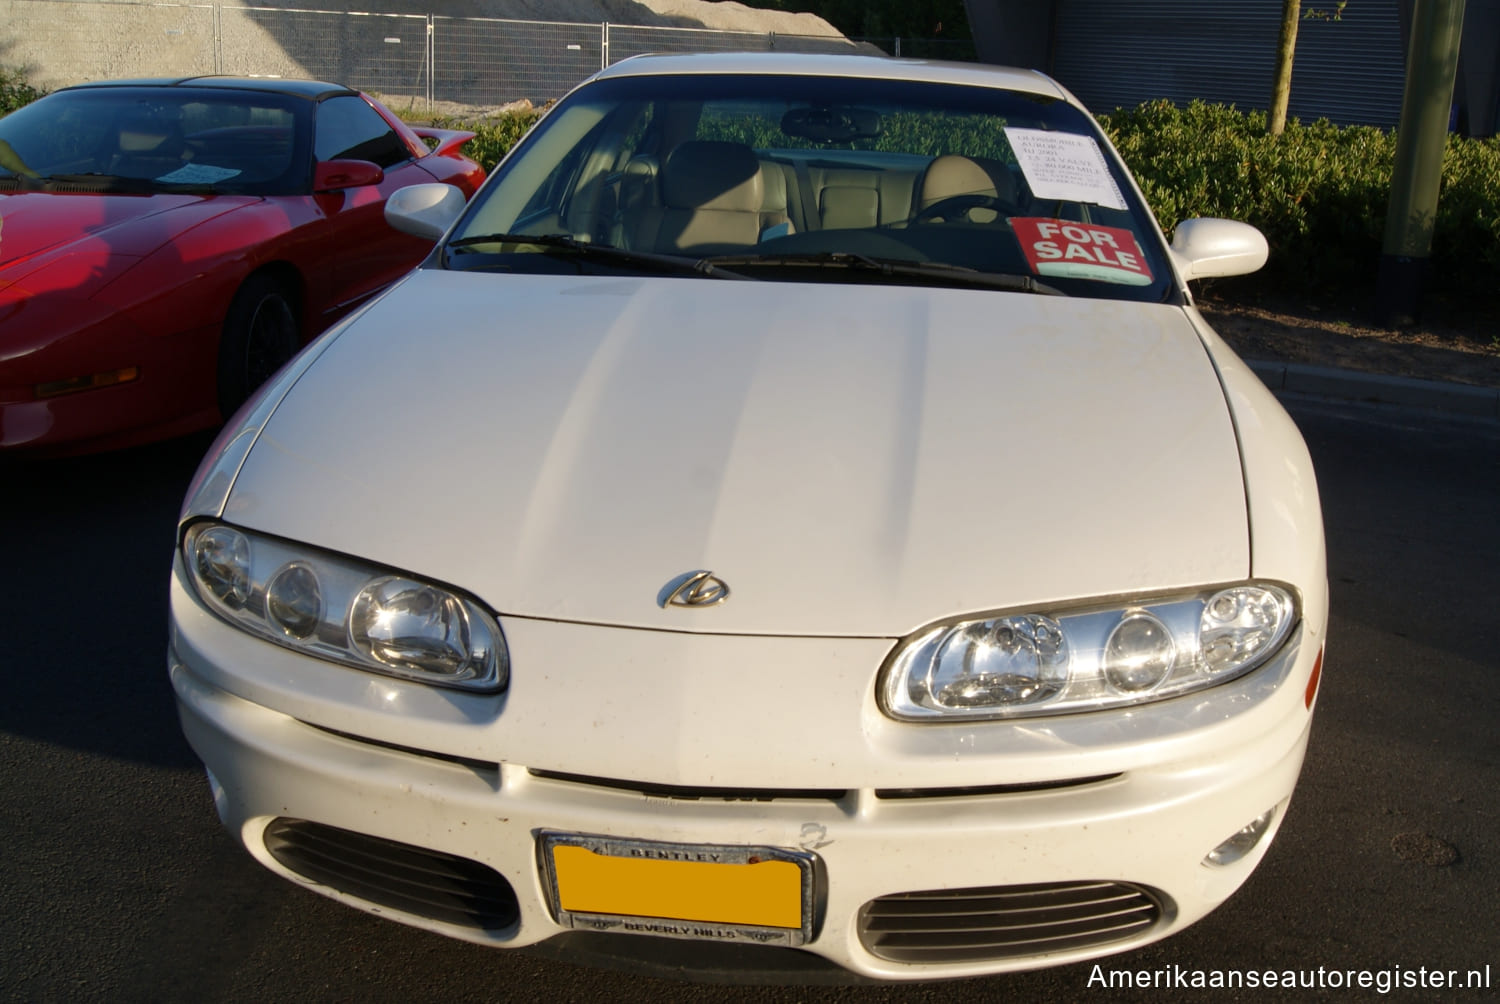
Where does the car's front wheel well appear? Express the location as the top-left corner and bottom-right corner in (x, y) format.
(216, 266), (305, 419)
(247, 262), (305, 326)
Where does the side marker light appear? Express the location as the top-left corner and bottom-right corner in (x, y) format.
(1305, 647), (1324, 710)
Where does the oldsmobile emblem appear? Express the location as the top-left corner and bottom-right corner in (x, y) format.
(661, 570), (730, 608)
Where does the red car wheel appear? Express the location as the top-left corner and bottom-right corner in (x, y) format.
(218, 274), (300, 417)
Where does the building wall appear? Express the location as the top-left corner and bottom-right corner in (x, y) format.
(1456, 0), (1499, 134)
(966, 0), (1497, 136)
(1051, 0), (1405, 127)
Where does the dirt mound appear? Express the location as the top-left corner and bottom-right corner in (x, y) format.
(216, 0), (844, 36)
(5, 0), (847, 94)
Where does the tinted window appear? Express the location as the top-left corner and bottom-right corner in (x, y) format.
(314, 96), (410, 168)
(449, 73), (1175, 303)
(0, 86), (306, 194)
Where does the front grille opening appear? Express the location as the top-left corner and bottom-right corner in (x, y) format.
(875, 774), (1121, 799)
(264, 818), (519, 932)
(528, 769), (846, 803)
(859, 880), (1168, 964)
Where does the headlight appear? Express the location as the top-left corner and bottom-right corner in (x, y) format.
(881, 583), (1296, 721)
(182, 521), (507, 692)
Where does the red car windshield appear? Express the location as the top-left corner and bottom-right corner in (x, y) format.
(0, 87), (310, 195)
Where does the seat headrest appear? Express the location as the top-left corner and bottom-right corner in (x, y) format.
(758, 161), (788, 213)
(919, 154), (1016, 208)
(661, 141), (763, 212)
(118, 118), (176, 153)
(623, 154), (659, 180)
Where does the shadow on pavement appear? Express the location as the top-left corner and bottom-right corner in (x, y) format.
(0, 432), (216, 768)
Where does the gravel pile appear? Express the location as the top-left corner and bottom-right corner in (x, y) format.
(6, 0), (847, 93)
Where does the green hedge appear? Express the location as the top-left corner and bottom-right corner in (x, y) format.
(0, 66), (46, 115)
(1098, 99), (1500, 302)
(425, 111), (541, 174)
(697, 109), (1017, 161)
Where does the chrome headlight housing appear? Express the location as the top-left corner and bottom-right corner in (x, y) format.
(881, 583), (1296, 721)
(182, 521), (507, 692)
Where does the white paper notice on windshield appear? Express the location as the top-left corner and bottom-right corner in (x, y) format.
(1004, 127), (1127, 211)
(155, 164), (242, 185)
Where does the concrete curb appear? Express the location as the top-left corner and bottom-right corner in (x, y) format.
(1248, 359), (1500, 420)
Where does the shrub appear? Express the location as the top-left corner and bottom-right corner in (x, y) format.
(699, 110), (1017, 161)
(0, 65), (46, 115)
(1098, 99), (1500, 304)
(424, 110), (542, 173)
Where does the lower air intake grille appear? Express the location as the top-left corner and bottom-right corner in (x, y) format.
(264, 818), (519, 931)
(859, 880), (1167, 964)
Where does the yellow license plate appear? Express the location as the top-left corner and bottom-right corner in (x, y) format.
(540, 833), (814, 946)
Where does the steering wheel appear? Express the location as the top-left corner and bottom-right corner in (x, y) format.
(911, 193), (1006, 225)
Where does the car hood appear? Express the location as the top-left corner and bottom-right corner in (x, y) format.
(226, 270), (1249, 637)
(0, 191), (246, 285)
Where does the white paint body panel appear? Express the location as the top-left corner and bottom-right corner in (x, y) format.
(170, 565), (1312, 790)
(168, 269), (1326, 980)
(168, 51), (1329, 982)
(224, 271), (1249, 637)
(172, 599), (1319, 979)
(592, 51), (1065, 97)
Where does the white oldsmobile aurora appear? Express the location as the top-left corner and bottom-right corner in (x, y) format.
(169, 53), (1327, 982)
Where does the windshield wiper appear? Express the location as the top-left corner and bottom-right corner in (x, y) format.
(445, 233), (753, 280)
(702, 251), (1066, 295)
(43, 172), (146, 186)
(37, 173), (218, 194)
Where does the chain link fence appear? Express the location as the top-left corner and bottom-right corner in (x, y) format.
(1, 0), (971, 110)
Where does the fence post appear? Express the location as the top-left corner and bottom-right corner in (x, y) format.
(213, 2), (222, 74)
(426, 16), (434, 111)
(601, 21), (609, 70)
(895, 36), (902, 57)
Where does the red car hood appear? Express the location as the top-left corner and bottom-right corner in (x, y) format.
(0, 191), (250, 289)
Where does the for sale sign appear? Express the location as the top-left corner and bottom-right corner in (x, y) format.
(1011, 218), (1154, 287)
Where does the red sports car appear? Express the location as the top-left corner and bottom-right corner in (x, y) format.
(0, 76), (485, 454)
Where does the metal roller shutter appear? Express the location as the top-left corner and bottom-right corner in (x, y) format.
(1051, 0), (1405, 128)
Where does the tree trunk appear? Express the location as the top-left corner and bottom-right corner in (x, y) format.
(1269, 0), (1301, 135)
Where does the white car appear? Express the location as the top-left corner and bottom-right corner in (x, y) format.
(169, 52), (1327, 982)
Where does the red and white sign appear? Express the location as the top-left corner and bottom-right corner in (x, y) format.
(1011, 218), (1153, 285)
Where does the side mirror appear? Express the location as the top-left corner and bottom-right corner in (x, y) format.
(313, 159), (384, 192)
(1170, 218), (1269, 279)
(385, 183), (466, 240)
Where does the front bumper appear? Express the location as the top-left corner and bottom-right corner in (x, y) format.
(0, 314), (220, 454)
(169, 569), (1323, 982)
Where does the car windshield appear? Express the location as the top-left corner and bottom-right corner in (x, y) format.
(445, 72), (1175, 302)
(0, 86), (307, 195)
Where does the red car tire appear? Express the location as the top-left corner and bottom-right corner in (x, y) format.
(217, 272), (301, 418)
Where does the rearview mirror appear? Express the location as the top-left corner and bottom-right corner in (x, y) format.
(781, 105), (881, 144)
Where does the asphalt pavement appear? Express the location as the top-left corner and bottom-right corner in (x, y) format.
(1248, 360), (1500, 421)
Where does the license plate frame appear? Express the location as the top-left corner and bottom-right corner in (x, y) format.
(538, 832), (816, 946)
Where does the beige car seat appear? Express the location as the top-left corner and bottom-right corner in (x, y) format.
(110, 117), (188, 177)
(916, 154), (1017, 221)
(624, 141), (765, 253)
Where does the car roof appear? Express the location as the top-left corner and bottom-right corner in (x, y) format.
(58, 76), (357, 101)
(591, 51), (1068, 101)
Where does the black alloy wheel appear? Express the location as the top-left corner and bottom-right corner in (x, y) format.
(217, 273), (300, 417)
